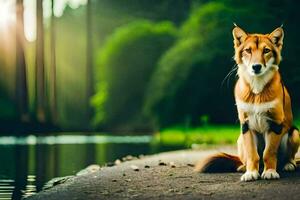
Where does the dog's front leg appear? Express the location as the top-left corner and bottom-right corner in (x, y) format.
(240, 129), (260, 181)
(261, 131), (282, 180)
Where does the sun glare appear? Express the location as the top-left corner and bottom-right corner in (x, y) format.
(0, 1), (15, 30)
(0, 0), (88, 41)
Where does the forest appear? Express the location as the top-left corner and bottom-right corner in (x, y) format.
(0, 0), (300, 133)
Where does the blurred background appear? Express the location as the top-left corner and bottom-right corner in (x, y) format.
(0, 0), (300, 199)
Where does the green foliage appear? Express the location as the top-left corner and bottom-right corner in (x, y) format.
(0, 96), (15, 119)
(92, 20), (177, 130)
(144, 2), (240, 127)
(2, 0), (299, 131)
(143, 1), (300, 128)
(157, 125), (240, 146)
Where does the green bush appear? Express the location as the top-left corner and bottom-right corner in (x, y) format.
(143, 2), (260, 128)
(92, 20), (177, 130)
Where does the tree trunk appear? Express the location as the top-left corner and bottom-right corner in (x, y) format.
(35, 0), (46, 123)
(49, 0), (57, 124)
(15, 0), (29, 122)
(86, 0), (94, 127)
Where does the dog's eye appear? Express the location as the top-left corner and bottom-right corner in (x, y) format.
(263, 48), (271, 54)
(244, 48), (251, 53)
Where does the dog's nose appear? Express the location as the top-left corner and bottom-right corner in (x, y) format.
(252, 64), (262, 74)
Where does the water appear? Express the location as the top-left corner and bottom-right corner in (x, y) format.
(0, 134), (184, 200)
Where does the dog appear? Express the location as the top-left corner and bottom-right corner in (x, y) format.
(195, 25), (299, 181)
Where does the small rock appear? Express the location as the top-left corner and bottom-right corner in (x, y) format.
(76, 164), (101, 176)
(101, 190), (109, 195)
(158, 160), (167, 166)
(123, 173), (126, 176)
(130, 165), (139, 171)
(114, 159), (122, 165)
(112, 179), (117, 182)
(128, 189), (136, 193)
(168, 189), (175, 193)
(125, 179), (131, 182)
(138, 154), (145, 159)
(187, 163), (195, 167)
(170, 162), (176, 168)
(144, 165), (150, 168)
(123, 155), (136, 161)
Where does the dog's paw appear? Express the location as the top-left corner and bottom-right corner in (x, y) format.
(283, 160), (296, 172)
(237, 165), (246, 173)
(240, 171), (260, 182)
(261, 169), (280, 180)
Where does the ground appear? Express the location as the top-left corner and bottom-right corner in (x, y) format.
(26, 146), (300, 200)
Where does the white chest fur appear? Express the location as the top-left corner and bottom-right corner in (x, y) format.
(236, 99), (278, 133)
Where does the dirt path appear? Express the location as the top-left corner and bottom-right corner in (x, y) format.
(26, 146), (300, 200)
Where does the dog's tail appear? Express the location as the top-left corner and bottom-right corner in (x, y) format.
(194, 152), (244, 173)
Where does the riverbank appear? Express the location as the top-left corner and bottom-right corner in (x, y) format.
(26, 146), (300, 200)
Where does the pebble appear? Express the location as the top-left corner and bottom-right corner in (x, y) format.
(130, 165), (139, 171)
(138, 154), (145, 159)
(101, 190), (109, 195)
(114, 159), (122, 165)
(158, 160), (167, 166)
(76, 164), (101, 176)
(170, 162), (176, 168)
(123, 155), (137, 161)
(144, 165), (150, 168)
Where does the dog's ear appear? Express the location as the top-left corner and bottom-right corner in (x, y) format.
(232, 25), (247, 48)
(269, 27), (284, 49)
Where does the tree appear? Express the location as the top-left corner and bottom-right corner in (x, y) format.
(15, 0), (29, 122)
(92, 21), (177, 130)
(49, 0), (57, 124)
(35, 0), (46, 123)
(86, 0), (94, 126)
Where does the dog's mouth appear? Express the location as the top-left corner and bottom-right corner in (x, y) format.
(249, 67), (266, 77)
(252, 69), (263, 76)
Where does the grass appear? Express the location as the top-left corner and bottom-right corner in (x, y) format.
(157, 119), (300, 147)
(156, 125), (240, 147)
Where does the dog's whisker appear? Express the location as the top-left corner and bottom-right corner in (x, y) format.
(221, 65), (238, 88)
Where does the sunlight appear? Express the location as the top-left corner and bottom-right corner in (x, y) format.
(0, 1), (15, 30)
(24, 0), (36, 42)
(23, 0), (87, 42)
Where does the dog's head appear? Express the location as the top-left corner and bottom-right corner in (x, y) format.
(232, 25), (284, 77)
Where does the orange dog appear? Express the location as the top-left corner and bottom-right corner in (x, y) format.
(195, 25), (299, 181)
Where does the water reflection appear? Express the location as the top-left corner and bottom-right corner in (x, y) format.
(0, 179), (14, 200)
(22, 175), (37, 199)
(0, 134), (182, 200)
